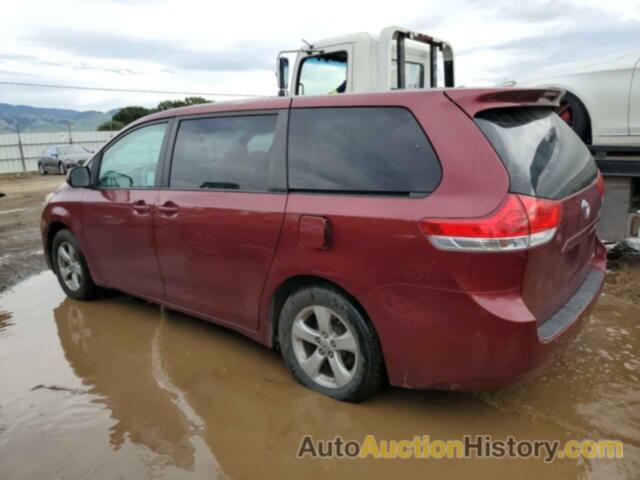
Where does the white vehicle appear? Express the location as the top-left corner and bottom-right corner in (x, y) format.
(505, 52), (640, 242)
(503, 52), (640, 148)
(276, 26), (454, 97)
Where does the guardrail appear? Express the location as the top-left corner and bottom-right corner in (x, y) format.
(0, 130), (119, 173)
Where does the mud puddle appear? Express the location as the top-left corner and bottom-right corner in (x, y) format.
(0, 272), (638, 479)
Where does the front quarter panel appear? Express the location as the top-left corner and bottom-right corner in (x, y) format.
(41, 183), (87, 269)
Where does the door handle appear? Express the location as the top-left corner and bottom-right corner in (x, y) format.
(131, 200), (151, 214)
(157, 201), (179, 216)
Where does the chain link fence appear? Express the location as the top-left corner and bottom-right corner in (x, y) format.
(0, 130), (119, 173)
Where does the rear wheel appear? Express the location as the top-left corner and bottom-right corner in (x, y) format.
(38, 163), (48, 175)
(278, 285), (384, 402)
(557, 91), (590, 143)
(52, 229), (99, 300)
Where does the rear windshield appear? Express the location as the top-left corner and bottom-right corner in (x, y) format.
(475, 108), (597, 199)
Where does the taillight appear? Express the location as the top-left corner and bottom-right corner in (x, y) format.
(420, 194), (562, 252)
(595, 171), (605, 200)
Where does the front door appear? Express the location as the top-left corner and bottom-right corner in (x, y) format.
(154, 110), (288, 331)
(630, 57), (640, 137)
(82, 121), (169, 299)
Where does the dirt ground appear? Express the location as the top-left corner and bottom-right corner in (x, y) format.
(0, 174), (639, 479)
(0, 173), (63, 292)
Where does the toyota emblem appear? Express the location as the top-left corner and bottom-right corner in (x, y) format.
(580, 199), (591, 219)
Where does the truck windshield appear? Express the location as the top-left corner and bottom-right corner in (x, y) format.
(297, 51), (347, 95)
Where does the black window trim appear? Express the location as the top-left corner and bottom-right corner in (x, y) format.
(161, 109), (288, 194)
(90, 118), (173, 190)
(295, 50), (349, 96)
(285, 105), (443, 198)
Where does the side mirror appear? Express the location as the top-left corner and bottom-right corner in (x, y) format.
(277, 56), (289, 96)
(67, 166), (91, 188)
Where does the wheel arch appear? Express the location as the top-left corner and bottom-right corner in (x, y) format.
(561, 89), (593, 144)
(530, 82), (594, 144)
(45, 220), (72, 271)
(266, 275), (377, 351)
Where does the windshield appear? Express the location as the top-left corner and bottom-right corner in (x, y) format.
(57, 145), (89, 156)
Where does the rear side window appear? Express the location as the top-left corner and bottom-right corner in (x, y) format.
(170, 115), (278, 191)
(288, 107), (441, 194)
(475, 108), (597, 199)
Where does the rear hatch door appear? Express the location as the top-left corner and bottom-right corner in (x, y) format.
(447, 89), (601, 322)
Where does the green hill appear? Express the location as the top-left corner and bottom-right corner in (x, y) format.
(0, 103), (118, 133)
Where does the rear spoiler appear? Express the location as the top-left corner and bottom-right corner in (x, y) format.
(445, 88), (564, 117)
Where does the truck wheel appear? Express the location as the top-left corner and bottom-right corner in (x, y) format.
(278, 285), (384, 402)
(558, 91), (590, 144)
(52, 229), (99, 300)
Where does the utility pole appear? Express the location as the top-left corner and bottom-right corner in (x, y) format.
(16, 125), (26, 172)
(68, 122), (73, 144)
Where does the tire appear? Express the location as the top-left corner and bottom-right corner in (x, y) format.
(38, 163), (48, 175)
(278, 285), (384, 402)
(558, 91), (590, 143)
(58, 162), (66, 175)
(52, 229), (99, 300)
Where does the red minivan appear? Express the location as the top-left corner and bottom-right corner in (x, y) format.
(41, 89), (606, 402)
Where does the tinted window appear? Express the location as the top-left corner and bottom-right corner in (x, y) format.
(288, 107), (441, 194)
(297, 52), (347, 95)
(475, 108), (597, 199)
(170, 115), (277, 191)
(99, 123), (167, 188)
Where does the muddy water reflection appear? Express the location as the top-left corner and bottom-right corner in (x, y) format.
(0, 272), (638, 479)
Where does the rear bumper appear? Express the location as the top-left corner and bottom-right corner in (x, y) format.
(358, 239), (607, 390)
(537, 268), (605, 342)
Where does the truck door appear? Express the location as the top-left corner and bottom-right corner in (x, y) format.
(630, 57), (640, 137)
(294, 44), (353, 96)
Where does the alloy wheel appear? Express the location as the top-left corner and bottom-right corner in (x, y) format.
(291, 305), (359, 389)
(57, 242), (83, 291)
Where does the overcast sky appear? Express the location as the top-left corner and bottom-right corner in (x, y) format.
(1, 0), (639, 112)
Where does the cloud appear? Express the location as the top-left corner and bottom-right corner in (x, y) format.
(0, 51), (143, 75)
(25, 28), (279, 72)
(1, 0), (638, 110)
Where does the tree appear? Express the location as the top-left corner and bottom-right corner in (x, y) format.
(156, 96), (209, 111)
(112, 106), (153, 126)
(97, 120), (125, 131)
(96, 98), (212, 131)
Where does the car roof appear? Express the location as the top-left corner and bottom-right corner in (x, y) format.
(126, 90), (448, 130)
(125, 87), (559, 132)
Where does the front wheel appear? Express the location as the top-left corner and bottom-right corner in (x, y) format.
(58, 162), (66, 175)
(278, 285), (384, 402)
(557, 91), (590, 143)
(52, 229), (99, 300)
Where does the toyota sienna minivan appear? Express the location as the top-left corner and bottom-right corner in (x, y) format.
(41, 89), (606, 402)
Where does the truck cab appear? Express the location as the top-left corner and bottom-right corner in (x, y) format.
(276, 26), (455, 96)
